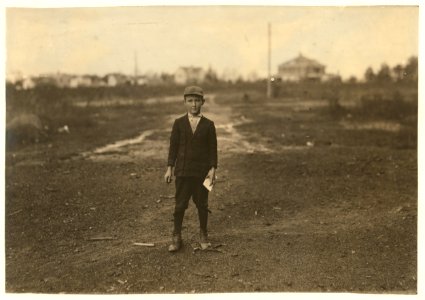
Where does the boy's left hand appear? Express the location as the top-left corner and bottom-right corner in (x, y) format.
(207, 168), (216, 186)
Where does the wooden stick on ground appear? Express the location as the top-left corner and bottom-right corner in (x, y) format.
(87, 237), (116, 241)
(8, 209), (23, 216)
(133, 242), (155, 247)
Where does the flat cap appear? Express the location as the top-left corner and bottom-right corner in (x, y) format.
(184, 86), (204, 97)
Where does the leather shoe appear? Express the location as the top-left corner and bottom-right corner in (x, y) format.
(168, 233), (182, 252)
(200, 230), (211, 250)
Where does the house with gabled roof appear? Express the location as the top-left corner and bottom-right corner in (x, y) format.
(174, 66), (205, 85)
(277, 54), (326, 82)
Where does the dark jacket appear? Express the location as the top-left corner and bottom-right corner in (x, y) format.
(167, 114), (218, 178)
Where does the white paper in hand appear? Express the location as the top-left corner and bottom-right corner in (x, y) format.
(203, 177), (214, 191)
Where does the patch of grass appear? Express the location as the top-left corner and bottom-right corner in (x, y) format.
(356, 91), (417, 122)
(5, 85), (187, 149)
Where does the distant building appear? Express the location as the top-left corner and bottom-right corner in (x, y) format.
(8, 72), (137, 89)
(277, 54), (326, 82)
(33, 74), (58, 86)
(105, 73), (132, 87)
(80, 75), (94, 87)
(132, 75), (148, 86)
(6, 71), (24, 84)
(55, 73), (73, 88)
(174, 67), (205, 85)
(65, 75), (91, 88)
(20, 77), (36, 90)
(89, 75), (106, 87)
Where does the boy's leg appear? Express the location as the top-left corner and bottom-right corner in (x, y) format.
(173, 177), (193, 233)
(192, 177), (210, 248)
(169, 177), (193, 252)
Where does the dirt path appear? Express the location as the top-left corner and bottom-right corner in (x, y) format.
(83, 94), (271, 162)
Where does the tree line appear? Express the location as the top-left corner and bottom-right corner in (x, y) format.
(361, 56), (418, 84)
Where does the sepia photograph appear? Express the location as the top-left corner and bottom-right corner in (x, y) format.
(2, 0), (421, 296)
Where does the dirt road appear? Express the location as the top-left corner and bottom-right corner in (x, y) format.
(5, 92), (417, 293)
(84, 94), (270, 162)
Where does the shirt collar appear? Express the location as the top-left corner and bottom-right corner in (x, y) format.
(188, 113), (202, 119)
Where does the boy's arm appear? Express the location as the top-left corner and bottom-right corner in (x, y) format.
(164, 166), (174, 184)
(209, 122), (218, 169)
(206, 167), (216, 186)
(165, 120), (179, 183)
(207, 122), (218, 185)
(167, 120), (179, 167)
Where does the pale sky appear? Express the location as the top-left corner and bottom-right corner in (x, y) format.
(6, 5), (419, 80)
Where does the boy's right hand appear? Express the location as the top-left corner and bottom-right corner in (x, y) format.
(164, 167), (173, 184)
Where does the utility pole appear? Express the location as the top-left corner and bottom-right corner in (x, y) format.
(267, 22), (272, 99)
(134, 51), (138, 86)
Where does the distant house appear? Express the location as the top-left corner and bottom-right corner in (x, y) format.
(13, 75), (48, 90)
(90, 75), (106, 87)
(66, 75), (93, 88)
(132, 75), (148, 86)
(277, 54), (326, 82)
(174, 67), (205, 85)
(6, 71), (23, 84)
(80, 75), (94, 87)
(33, 74), (58, 87)
(55, 73), (73, 88)
(105, 73), (131, 87)
(69, 76), (80, 88)
(19, 77), (36, 90)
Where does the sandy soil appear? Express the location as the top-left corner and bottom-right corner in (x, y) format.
(5, 91), (417, 294)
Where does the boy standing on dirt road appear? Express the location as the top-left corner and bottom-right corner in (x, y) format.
(164, 86), (218, 252)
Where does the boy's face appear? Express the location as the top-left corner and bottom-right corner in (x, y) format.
(184, 95), (204, 115)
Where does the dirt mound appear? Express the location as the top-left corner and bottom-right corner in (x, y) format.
(6, 113), (46, 147)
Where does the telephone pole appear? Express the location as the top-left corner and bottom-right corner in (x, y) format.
(134, 51), (138, 85)
(267, 22), (272, 99)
